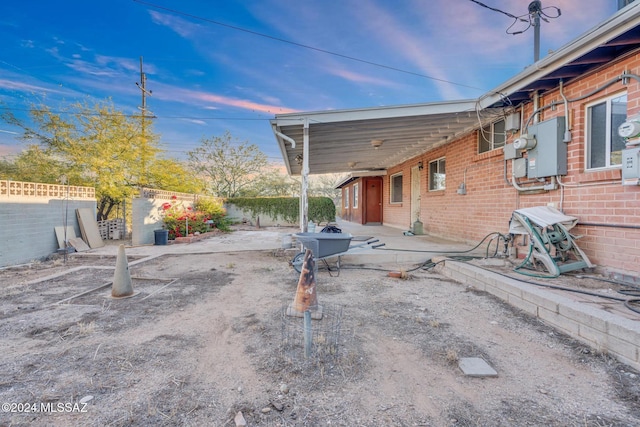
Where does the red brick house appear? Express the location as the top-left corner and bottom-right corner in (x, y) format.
(271, 3), (640, 279)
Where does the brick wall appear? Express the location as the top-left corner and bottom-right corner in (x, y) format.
(381, 54), (640, 278)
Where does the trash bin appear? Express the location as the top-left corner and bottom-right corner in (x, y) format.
(154, 229), (169, 245)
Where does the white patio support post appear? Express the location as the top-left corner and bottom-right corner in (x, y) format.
(300, 117), (310, 233)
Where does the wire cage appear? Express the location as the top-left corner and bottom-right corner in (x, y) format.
(280, 303), (344, 366)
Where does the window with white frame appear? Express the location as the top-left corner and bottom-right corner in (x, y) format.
(478, 118), (506, 153)
(353, 183), (359, 208)
(586, 92), (627, 170)
(390, 173), (403, 203)
(344, 187), (349, 208)
(429, 158), (446, 191)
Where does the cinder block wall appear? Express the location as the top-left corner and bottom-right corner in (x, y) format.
(0, 198), (96, 268)
(131, 195), (196, 246)
(382, 53), (640, 278)
(439, 259), (640, 371)
(131, 198), (162, 246)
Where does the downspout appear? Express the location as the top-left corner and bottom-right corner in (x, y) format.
(274, 130), (296, 148)
(559, 79), (572, 143)
(300, 118), (310, 233)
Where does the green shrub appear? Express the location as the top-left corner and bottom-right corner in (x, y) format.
(226, 197), (336, 224)
(194, 197), (232, 231)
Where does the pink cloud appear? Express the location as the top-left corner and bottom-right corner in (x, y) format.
(0, 144), (21, 157)
(329, 68), (401, 88)
(160, 87), (299, 114)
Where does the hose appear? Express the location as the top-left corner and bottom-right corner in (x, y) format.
(513, 241), (560, 279)
(347, 231), (640, 314)
(448, 258), (628, 301)
(566, 273), (640, 314)
(374, 232), (510, 256)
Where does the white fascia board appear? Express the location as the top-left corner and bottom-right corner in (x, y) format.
(478, 3), (640, 109)
(273, 100), (479, 125)
(335, 170), (388, 189)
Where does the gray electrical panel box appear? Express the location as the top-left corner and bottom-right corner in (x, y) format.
(505, 112), (521, 132)
(503, 143), (521, 160)
(526, 117), (567, 179)
(513, 157), (528, 178)
(622, 147), (640, 185)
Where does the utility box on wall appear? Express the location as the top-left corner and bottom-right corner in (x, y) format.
(526, 117), (567, 179)
(622, 147), (640, 185)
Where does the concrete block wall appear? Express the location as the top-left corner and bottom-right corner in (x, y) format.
(380, 53), (640, 278)
(131, 198), (195, 246)
(130, 189), (203, 246)
(131, 198), (161, 246)
(438, 258), (640, 371)
(0, 197), (96, 268)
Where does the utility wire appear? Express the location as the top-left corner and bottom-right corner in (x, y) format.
(132, 0), (484, 92)
(466, 0), (561, 35)
(465, 0), (527, 21)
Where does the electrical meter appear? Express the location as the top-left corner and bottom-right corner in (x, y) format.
(619, 114), (640, 146)
(513, 134), (536, 150)
(618, 120), (640, 139)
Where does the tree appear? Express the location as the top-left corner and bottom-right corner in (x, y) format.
(187, 131), (268, 198)
(243, 166), (299, 197)
(1, 100), (161, 220)
(146, 158), (203, 195)
(309, 173), (342, 199)
(0, 145), (63, 183)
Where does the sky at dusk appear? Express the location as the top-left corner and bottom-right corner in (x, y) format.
(0, 0), (621, 164)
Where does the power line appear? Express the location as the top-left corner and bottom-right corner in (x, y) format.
(132, 0), (484, 92)
(466, 0), (526, 21)
(466, 0), (561, 37)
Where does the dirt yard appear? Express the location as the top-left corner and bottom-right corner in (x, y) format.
(1, 229), (640, 426)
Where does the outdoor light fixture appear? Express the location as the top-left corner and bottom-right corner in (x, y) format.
(295, 154), (303, 165)
(371, 139), (383, 149)
(418, 161), (424, 170)
(347, 161), (357, 168)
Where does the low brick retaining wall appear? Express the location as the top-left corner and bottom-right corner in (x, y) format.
(436, 257), (640, 371)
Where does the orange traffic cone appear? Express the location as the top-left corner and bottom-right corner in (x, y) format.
(287, 249), (323, 319)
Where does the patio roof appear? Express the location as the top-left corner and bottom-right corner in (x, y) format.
(270, 100), (499, 176)
(271, 3), (640, 177)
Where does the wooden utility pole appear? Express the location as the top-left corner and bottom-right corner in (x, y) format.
(529, 1), (542, 62)
(136, 56), (153, 134)
(135, 56), (153, 186)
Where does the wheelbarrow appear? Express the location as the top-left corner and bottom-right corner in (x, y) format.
(291, 232), (385, 276)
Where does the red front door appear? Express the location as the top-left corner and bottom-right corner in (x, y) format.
(364, 177), (382, 224)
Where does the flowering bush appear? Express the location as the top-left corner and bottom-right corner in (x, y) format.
(160, 196), (230, 239)
(194, 197), (231, 230)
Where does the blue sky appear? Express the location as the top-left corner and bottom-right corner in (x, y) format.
(0, 0), (619, 164)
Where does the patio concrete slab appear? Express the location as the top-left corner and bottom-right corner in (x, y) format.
(458, 357), (498, 377)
